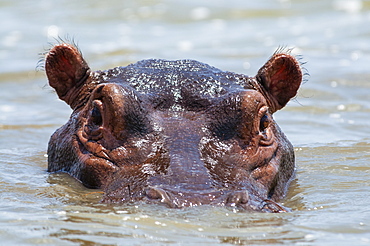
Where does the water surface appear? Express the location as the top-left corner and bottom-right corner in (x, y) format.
(1, 0), (370, 245)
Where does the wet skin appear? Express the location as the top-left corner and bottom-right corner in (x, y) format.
(45, 43), (302, 212)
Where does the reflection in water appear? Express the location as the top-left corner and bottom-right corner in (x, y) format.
(283, 178), (306, 211)
(45, 173), (103, 204)
(46, 202), (307, 245)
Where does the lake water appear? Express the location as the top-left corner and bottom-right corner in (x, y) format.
(1, 0), (370, 245)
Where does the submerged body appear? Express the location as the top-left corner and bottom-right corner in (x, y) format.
(45, 43), (302, 212)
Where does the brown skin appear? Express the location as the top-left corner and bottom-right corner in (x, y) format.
(45, 43), (302, 212)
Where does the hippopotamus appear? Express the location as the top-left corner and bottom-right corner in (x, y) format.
(45, 43), (302, 212)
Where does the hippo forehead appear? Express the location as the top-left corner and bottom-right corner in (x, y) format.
(95, 59), (253, 109)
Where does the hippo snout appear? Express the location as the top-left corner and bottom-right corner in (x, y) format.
(143, 186), (288, 212)
(145, 187), (224, 208)
(226, 190), (249, 206)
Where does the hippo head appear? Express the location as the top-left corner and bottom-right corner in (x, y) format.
(45, 43), (302, 212)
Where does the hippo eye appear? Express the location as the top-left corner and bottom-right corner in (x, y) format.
(259, 114), (270, 132)
(91, 103), (103, 126)
(258, 107), (274, 145)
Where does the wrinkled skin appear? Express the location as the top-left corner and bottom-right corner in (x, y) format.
(45, 43), (302, 212)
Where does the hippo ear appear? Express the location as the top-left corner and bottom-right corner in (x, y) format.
(256, 53), (302, 112)
(45, 43), (91, 106)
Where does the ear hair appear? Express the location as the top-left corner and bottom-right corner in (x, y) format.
(256, 51), (303, 112)
(45, 43), (91, 107)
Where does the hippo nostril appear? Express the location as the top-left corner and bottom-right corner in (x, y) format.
(226, 190), (249, 206)
(145, 187), (162, 200)
(260, 199), (290, 213)
(145, 187), (179, 208)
